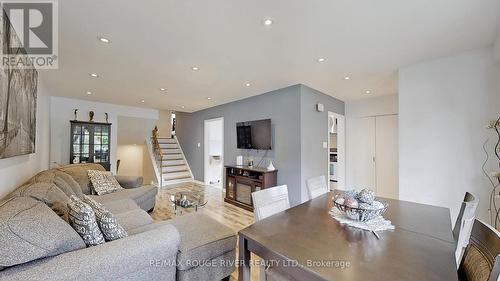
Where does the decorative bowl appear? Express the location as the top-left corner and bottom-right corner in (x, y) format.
(333, 197), (388, 222)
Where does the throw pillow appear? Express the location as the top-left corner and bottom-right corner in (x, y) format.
(87, 170), (123, 196)
(81, 195), (128, 241)
(67, 195), (105, 247)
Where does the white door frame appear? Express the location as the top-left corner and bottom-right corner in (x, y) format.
(328, 112), (346, 190)
(204, 117), (224, 187)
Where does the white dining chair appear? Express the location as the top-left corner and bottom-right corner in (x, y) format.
(453, 192), (478, 266)
(306, 175), (329, 200)
(252, 185), (291, 281)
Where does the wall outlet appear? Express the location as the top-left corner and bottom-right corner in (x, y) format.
(323, 142), (328, 149)
(197, 142), (201, 147)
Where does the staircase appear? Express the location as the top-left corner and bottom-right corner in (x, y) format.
(157, 137), (193, 185)
(149, 126), (193, 186)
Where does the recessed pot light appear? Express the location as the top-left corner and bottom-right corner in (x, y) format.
(263, 19), (273, 26)
(160, 88), (166, 91)
(207, 97), (212, 100)
(317, 58), (326, 63)
(245, 82), (251, 87)
(98, 37), (111, 43)
(181, 105), (185, 109)
(192, 66), (199, 71)
(344, 76), (351, 80)
(89, 73), (99, 78)
(365, 90), (372, 94)
(141, 99), (145, 103)
(86, 91), (92, 95)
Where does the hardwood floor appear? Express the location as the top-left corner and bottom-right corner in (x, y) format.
(150, 181), (260, 280)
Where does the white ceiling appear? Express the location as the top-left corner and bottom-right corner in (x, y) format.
(39, 0), (500, 112)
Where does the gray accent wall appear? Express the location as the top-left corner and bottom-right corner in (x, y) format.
(176, 84), (345, 206)
(176, 85), (302, 205)
(299, 85), (345, 202)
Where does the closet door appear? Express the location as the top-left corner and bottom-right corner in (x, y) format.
(349, 117), (376, 189)
(375, 115), (399, 199)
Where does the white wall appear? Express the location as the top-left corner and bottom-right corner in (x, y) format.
(0, 78), (51, 198)
(157, 110), (173, 137)
(50, 97), (158, 173)
(117, 145), (144, 177)
(399, 48), (500, 224)
(346, 95), (398, 118)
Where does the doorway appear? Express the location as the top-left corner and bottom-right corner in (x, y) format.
(328, 112), (346, 190)
(204, 117), (224, 188)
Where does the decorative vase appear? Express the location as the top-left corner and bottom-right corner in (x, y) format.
(267, 160), (275, 171)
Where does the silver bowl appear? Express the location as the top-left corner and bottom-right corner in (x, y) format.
(333, 199), (388, 222)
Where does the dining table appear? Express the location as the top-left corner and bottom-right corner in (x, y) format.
(238, 191), (458, 281)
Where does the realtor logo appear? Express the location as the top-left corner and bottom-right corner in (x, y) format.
(1, 1), (58, 69)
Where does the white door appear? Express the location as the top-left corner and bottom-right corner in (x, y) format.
(375, 115), (399, 199)
(348, 117), (376, 190)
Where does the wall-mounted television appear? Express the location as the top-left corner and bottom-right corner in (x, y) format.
(236, 119), (272, 150)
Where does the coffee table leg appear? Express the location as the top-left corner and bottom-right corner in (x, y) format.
(238, 235), (251, 281)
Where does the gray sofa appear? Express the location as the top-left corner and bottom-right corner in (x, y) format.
(0, 163), (236, 281)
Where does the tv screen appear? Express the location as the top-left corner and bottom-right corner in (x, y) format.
(236, 119), (272, 150)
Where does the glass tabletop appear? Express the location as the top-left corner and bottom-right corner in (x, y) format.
(170, 191), (208, 214)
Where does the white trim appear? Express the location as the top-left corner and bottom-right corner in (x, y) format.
(192, 179), (205, 185)
(204, 117), (224, 188)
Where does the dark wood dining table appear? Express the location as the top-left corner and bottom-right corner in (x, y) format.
(238, 192), (458, 281)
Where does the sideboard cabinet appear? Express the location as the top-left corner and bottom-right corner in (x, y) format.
(224, 165), (278, 211)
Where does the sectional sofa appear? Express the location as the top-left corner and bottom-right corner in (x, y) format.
(0, 163), (236, 281)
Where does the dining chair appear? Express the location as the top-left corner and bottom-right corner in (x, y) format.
(251, 185), (291, 281)
(252, 185), (290, 221)
(453, 192), (479, 266)
(458, 219), (500, 281)
(306, 175), (329, 200)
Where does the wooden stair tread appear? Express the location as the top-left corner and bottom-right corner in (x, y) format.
(163, 175), (192, 180)
(162, 164), (185, 167)
(162, 170), (188, 174)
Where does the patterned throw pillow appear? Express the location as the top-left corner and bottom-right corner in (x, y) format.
(67, 195), (105, 247)
(87, 170), (123, 196)
(81, 195), (128, 241)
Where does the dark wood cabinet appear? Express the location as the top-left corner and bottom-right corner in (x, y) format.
(70, 121), (111, 171)
(224, 165), (278, 211)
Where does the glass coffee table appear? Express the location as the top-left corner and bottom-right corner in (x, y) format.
(170, 190), (208, 215)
